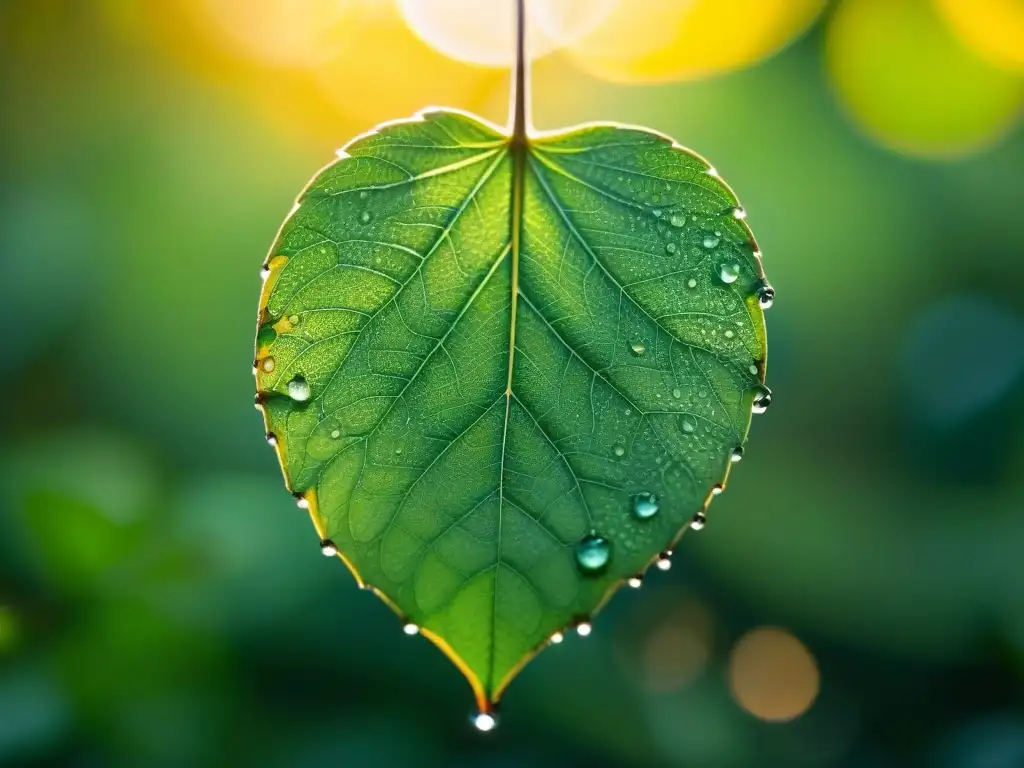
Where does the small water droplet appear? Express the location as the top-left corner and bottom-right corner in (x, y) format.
(550, 631), (564, 644)
(755, 280), (775, 309)
(730, 446), (744, 463)
(652, 208), (663, 218)
(672, 387), (682, 399)
(733, 207), (747, 220)
(320, 539), (337, 556)
(703, 234), (721, 249)
(711, 484), (724, 496)
(698, 389), (708, 398)
(725, 329), (735, 339)
(707, 167), (719, 177)
(260, 264), (270, 279)
(655, 554), (672, 571)
(266, 432), (278, 447)
(575, 535), (611, 572)
(752, 385), (772, 414)
(690, 512), (707, 531)
(627, 575), (643, 588)
(576, 622), (592, 637)
(632, 493), (659, 520)
(261, 357), (275, 373)
(665, 242), (676, 254)
(681, 416), (695, 433)
(472, 712), (498, 732)
(395, 447), (403, 455)
(749, 364), (759, 376)
(719, 263), (739, 284)
(613, 444), (625, 457)
(295, 494), (309, 509)
(330, 429), (341, 439)
(359, 190), (369, 200)
(687, 278), (697, 289)
(287, 375), (311, 402)
(624, 408), (632, 416)
(629, 341), (646, 356)
(670, 213), (686, 228)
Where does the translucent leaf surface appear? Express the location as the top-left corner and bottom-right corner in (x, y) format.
(254, 108), (769, 711)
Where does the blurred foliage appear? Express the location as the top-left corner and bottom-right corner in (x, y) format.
(1, 1), (1023, 766)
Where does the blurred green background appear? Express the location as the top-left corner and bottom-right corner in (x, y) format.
(2, 1), (1023, 765)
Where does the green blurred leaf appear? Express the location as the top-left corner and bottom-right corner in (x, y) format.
(254, 109), (769, 707)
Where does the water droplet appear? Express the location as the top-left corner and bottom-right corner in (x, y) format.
(550, 631), (564, 644)
(287, 375), (311, 402)
(627, 575), (643, 589)
(472, 712), (498, 732)
(575, 535), (611, 572)
(665, 242), (676, 254)
(655, 554), (672, 571)
(707, 167), (719, 177)
(719, 263), (740, 284)
(733, 207), (747, 220)
(632, 493), (659, 520)
(260, 264), (270, 279)
(652, 208), (663, 218)
(359, 190), (369, 200)
(360, 211), (371, 223)
(613, 444), (625, 457)
(687, 278), (697, 289)
(672, 387), (682, 399)
(752, 385), (772, 414)
(261, 357), (275, 373)
(330, 429), (341, 439)
(681, 416), (695, 433)
(703, 234), (721, 249)
(395, 447), (403, 455)
(755, 280), (775, 309)
(320, 539), (337, 556)
(698, 389), (708, 398)
(624, 408), (632, 416)
(265, 432), (278, 447)
(576, 622), (593, 637)
(730, 446), (744, 463)
(749, 364), (759, 376)
(670, 213), (686, 228)
(711, 484), (724, 496)
(629, 341), (646, 356)
(295, 494), (310, 509)
(725, 329), (735, 339)
(690, 512), (707, 531)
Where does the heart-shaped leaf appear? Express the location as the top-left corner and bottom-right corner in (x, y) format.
(255, 107), (770, 714)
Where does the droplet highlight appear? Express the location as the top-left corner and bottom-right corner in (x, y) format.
(690, 512), (707, 531)
(403, 623), (419, 635)
(755, 280), (775, 309)
(260, 357), (275, 373)
(703, 234), (721, 249)
(287, 375), (311, 402)
(719, 263), (740, 284)
(576, 622), (593, 637)
(752, 385), (772, 414)
(320, 539), (337, 556)
(628, 575), (643, 589)
(687, 278), (697, 289)
(670, 213), (686, 228)
(632, 493), (659, 520)
(613, 444), (626, 457)
(550, 631), (564, 644)
(730, 446), (744, 463)
(472, 712), (498, 732)
(575, 535), (611, 573)
(655, 553), (672, 571)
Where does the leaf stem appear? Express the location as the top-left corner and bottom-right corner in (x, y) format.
(510, 0), (529, 144)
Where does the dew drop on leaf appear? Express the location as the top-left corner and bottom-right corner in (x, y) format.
(755, 280), (775, 309)
(690, 512), (707, 531)
(733, 207), (747, 220)
(628, 575), (643, 588)
(655, 553), (672, 571)
(549, 631), (564, 644)
(287, 375), (311, 402)
(672, 387), (682, 398)
(261, 357), (275, 373)
(613, 444), (626, 457)
(670, 213), (686, 228)
(576, 622), (593, 637)
(320, 539), (338, 557)
(575, 534), (611, 573)
(730, 446), (744, 463)
(703, 233), (721, 249)
(752, 385), (773, 414)
(719, 262), (740, 284)
(360, 211), (371, 223)
(472, 712), (498, 732)
(687, 278), (697, 288)
(403, 623), (420, 635)
(665, 242), (676, 254)
(632, 493), (660, 520)
(681, 416), (695, 433)
(711, 484), (724, 496)
(629, 341), (646, 356)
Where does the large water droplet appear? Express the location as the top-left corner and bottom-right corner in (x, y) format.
(690, 512), (707, 531)
(670, 213), (686, 228)
(295, 494), (310, 510)
(265, 432), (278, 447)
(730, 446), (744, 463)
(652, 208), (663, 218)
(260, 264), (270, 280)
(575, 535), (611, 572)
(472, 712), (498, 732)
(752, 385), (772, 414)
(632, 493), (659, 520)
(749, 364), (759, 376)
(330, 429), (341, 439)
(703, 233), (721, 249)
(359, 190), (369, 200)
(320, 539), (337, 556)
(711, 484), (723, 496)
(629, 341), (646, 356)
(725, 329), (735, 339)
(287, 375), (312, 402)
(719, 263), (740, 284)
(672, 387), (682, 399)
(755, 280), (775, 309)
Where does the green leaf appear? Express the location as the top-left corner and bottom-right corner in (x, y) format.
(254, 108), (769, 712)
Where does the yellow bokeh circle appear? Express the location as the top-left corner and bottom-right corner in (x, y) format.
(729, 627), (820, 722)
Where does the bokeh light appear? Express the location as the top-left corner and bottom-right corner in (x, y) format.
(933, 0), (1024, 73)
(827, 0), (1024, 157)
(728, 627), (820, 722)
(564, 0), (826, 83)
